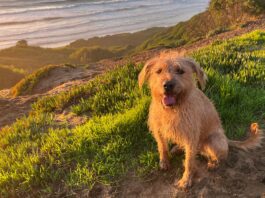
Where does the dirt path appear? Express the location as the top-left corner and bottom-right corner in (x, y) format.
(0, 95), (39, 129)
(91, 141), (265, 198)
(0, 63), (108, 130)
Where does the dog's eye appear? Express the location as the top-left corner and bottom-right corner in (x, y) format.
(156, 68), (162, 74)
(175, 68), (184, 75)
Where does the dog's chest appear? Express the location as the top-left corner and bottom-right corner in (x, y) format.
(149, 104), (197, 144)
(161, 112), (186, 142)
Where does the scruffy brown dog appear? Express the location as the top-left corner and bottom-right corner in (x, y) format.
(138, 53), (263, 189)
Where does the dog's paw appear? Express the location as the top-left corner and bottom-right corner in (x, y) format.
(159, 159), (170, 170)
(175, 177), (192, 189)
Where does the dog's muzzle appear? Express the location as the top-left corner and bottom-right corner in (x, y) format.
(163, 81), (174, 92)
(162, 81), (177, 107)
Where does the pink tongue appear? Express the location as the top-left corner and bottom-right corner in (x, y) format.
(163, 95), (176, 106)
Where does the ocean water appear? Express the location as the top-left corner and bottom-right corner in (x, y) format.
(0, 0), (209, 49)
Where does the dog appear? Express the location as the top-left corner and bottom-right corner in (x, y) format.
(138, 53), (263, 189)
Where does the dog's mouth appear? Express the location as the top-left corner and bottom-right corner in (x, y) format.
(162, 94), (176, 107)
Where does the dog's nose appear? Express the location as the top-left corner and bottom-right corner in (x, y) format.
(163, 81), (174, 92)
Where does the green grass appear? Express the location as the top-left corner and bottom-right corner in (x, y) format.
(0, 30), (265, 197)
(209, 0), (265, 14)
(192, 30), (265, 138)
(31, 63), (145, 114)
(11, 65), (76, 97)
(0, 97), (156, 196)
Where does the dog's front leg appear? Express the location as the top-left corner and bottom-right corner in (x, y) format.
(177, 144), (196, 189)
(153, 131), (170, 170)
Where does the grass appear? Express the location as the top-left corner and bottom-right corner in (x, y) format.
(31, 63), (144, 114)
(0, 30), (265, 197)
(0, 97), (156, 196)
(192, 30), (265, 137)
(209, 0), (265, 14)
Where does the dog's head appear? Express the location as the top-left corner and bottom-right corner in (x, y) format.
(138, 54), (207, 108)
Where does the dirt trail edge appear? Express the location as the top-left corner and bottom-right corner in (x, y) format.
(0, 64), (107, 129)
(105, 144), (265, 198)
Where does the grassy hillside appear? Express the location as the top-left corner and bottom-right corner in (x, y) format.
(0, 28), (163, 70)
(0, 45), (72, 72)
(138, 0), (265, 50)
(0, 28), (163, 90)
(0, 30), (264, 196)
(209, 0), (265, 14)
(69, 27), (165, 49)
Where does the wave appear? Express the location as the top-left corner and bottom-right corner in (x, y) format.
(0, 0), (170, 29)
(0, 4), (206, 43)
(0, 4), (151, 25)
(0, 17), (63, 26)
(0, 0), (209, 49)
(0, 3), (205, 40)
(0, 0), (133, 15)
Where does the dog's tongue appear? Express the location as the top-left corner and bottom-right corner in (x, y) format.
(163, 95), (176, 106)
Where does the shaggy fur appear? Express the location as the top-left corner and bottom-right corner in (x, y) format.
(138, 53), (263, 189)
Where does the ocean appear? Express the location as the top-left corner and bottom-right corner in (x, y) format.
(0, 0), (209, 49)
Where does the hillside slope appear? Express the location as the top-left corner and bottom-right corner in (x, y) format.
(68, 27), (165, 49)
(0, 28), (163, 90)
(0, 30), (264, 197)
(138, 0), (265, 50)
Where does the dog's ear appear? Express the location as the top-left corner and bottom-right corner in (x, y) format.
(138, 59), (155, 88)
(183, 58), (207, 90)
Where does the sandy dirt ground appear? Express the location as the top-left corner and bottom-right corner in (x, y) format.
(107, 145), (265, 198)
(0, 63), (107, 129)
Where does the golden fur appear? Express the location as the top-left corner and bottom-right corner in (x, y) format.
(138, 53), (263, 189)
